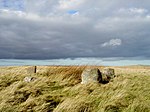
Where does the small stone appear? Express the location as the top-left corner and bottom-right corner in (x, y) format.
(24, 76), (36, 82)
(81, 68), (102, 84)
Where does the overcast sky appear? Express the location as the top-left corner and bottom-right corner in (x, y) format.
(0, 0), (150, 61)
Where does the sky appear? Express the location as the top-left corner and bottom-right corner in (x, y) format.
(0, 0), (150, 65)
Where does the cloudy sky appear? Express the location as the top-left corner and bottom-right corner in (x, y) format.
(0, 0), (150, 65)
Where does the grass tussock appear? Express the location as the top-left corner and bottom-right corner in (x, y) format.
(0, 65), (150, 112)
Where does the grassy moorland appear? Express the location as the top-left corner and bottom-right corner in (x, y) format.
(0, 65), (150, 112)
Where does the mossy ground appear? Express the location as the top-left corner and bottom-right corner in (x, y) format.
(0, 65), (150, 112)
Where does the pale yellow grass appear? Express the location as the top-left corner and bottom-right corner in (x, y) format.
(0, 65), (150, 112)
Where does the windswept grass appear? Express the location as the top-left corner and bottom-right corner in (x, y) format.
(0, 65), (150, 112)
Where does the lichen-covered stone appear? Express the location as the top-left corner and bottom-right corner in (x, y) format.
(102, 68), (115, 81)
(81, 68), (102, 84)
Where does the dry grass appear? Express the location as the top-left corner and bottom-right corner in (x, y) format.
(0, 65), (150, 112)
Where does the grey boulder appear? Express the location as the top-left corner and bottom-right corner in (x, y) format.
(102, 68), (115, 82)
(81, 68), (102, 84)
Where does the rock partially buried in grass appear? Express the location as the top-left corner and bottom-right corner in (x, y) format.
(81, 68), (102, 84)
(24, 76), (36, 82)
(102, 68), (115, 82)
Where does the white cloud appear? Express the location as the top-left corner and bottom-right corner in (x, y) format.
(0, 9), (26, 17)
(129, 8), (148, 14)
(118, 8), (148, 15)
(0, 9), (43, 21)
(58, 0), (85, 9)
(101, 39), (122, 47)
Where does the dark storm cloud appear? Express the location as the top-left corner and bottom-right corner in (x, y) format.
(0, 0), (150, 59)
